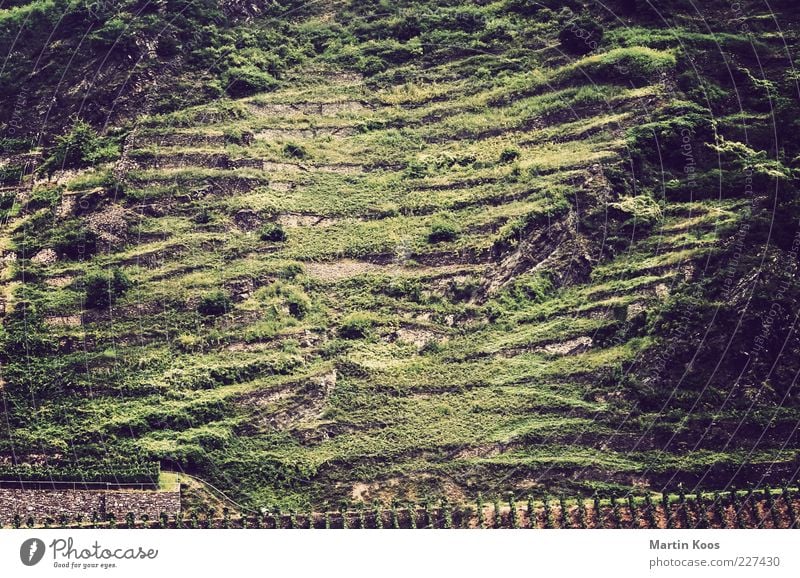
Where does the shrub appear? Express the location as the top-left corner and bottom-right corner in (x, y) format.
(558, 18), (603, 55)
(224, 66), (279, 98)
(285, 288), (310, 319)
(275, 262), (304, 279)
(259, 223), (287, 242)
(84, 268), (132, 309)
(559, 47), (677, 86)
(506, 0), (580, 15)
(176, 333), (203, 352)
(194, 208), (213, 224)
(197, 291), (231, 317)
(283, 142), (308, 159)
(0, 137), (32, 154)
(448, 278), (479, 302)
(499, 148), (520, 164)
(339, 312), (379, 339)
(0, 164), (24, 185)
(223, 128), (253, 145)
(261, 281), (310, 319)
(427, 215), (460, 244)
(50, 223), (98, 260)
(40, 120), (119, 175)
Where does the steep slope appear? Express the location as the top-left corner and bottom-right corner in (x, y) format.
(1, 0), (798, 510)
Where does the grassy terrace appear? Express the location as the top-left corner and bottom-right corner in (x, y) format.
(1, 1), (798, 511)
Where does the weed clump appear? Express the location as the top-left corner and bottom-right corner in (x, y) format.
(198, 291), (232, 317)
(283, 143), (309, 159)
(339, 312), (380, 339)
(40, 120), (119, 176)
(84, 268), (132, 309)
(259, 223), (288, 242)
(427, 215), (460, 244)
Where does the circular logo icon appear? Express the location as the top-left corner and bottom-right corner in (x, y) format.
(20, 538), (46, 566)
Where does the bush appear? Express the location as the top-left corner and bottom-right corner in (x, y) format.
(84, 268), (132, 309)
(559, 47), (676, 86)
(285, 289), (310, 319)
(194, 208), (213, 224)
(0, 137), (32, 154)
(224, 66), (279, 98)
(260, 281), (310, 319)
(259, 223), (287, 242)
(506, 0), (580, 16)
(558, 18), (603, 55)
(499, 148), (520, 164)
(198, 291), (232, 316)
(176, 333), (203, 352)
(223, 128), (253, 145)
(427, 216), (460, 244)
(339, 312), (379, 339)
(50, 222), (98, 260)
(39, 120), (119, 175)
(0, 164), (24, 185)
(283, 142), (308, 159)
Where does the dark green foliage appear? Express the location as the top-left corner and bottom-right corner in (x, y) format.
(0, 300), (53, 359)
(223, 128), (253, 145)
(338, 312), (378, 339)
(677, 487), (689, 528)
(0, 163), (25, 185)
(662, 493), (672, 529)
(84, 268), (132, 309)
(442, 499), (453, 529)
(50, 222), (98, 260)
(492, 496), (502, 528)
(610, 493), (623, 528)
(558, 495), (568, 528)
(39, 121), (119, 175)
(194, 208), (213, 224)
(783, 488), (797, 529)
(577, 499), (587, 528)
(644, 494), (657, 528)
(506, 0), (580, 16)
(197, 291), (232, 317)
(427, 216), (460, 243)
(0, 137), (32, 155)
(283, 142), (309, 159)
(259, 223), (288, 242)
(543, 496), (554, 528)
(0, 462), (159, 484)
(499, 148), (520, 164)
(225, 66), (279, 98)
(0, 0), (798, 518)
(508, 495), (518, 528)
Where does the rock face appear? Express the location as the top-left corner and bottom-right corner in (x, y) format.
(0, 487), (181, 526)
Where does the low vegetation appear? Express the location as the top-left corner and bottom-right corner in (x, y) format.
(0, 0), (798, 513)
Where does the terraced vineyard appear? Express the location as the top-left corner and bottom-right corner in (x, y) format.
(1, 0), (798, 513)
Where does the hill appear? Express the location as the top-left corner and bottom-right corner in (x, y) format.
(1, 0), (799, 511)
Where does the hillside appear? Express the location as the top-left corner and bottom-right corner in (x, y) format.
(1, 0), (799, 512)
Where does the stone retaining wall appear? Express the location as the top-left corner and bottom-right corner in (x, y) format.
(0, 487), (180, 525)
